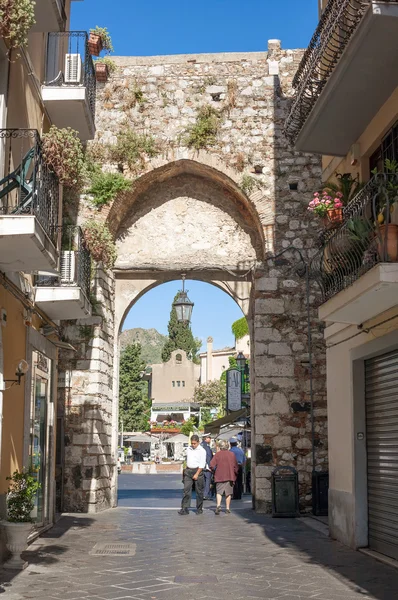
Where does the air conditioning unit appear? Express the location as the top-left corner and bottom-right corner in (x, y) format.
(65, 54), (82, 84)
(60, 251), (76, 284)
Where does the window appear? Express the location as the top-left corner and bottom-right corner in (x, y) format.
(182, 381), (185, 387)
(370, 121), (398, 173)
(172, 381), (175, 387)
(177, 381), (181, 387)
(176, 353), (182, 363)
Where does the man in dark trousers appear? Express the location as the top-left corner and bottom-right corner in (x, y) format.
(229, 437), (245, 500)
(201, 433), (213, 500)
(178, 434), (206, 516)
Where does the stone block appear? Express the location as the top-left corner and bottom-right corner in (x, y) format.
(255, 444), (273, 464)
(256, 414), (280, 435)
(268, 342), (292, 356)
(255, 328), (282, 343)
(255, 466), (273, 478)
(255, 298), (284, 315)
(296, 438), (312, 450)
(256, 277), (278, 291)
(272, 435), (292, 449)
(255, 356), (295, 377)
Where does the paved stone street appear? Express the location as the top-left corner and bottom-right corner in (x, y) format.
(1, 474), (398, 600)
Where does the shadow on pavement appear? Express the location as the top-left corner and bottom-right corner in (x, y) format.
(235, 509), (398, 600)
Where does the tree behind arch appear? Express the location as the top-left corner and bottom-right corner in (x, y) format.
(161, 293), (201, 363)
(119, 342), (151, 431)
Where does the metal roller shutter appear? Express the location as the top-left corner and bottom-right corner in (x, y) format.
(365, 349), (398, 560)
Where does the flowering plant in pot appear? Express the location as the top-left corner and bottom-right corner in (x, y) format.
(88, 26), (113, 56)
(93, 56), (117, 82)
(2, 469), (40, 570)
(42, 126), (85, 189)
(307, 190), (344, 228)
(372, 159), (398, 262)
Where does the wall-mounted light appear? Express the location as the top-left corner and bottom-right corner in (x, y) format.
(4, 360), (30, 387)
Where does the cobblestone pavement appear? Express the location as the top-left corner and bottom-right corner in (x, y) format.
(1, 476), (398, 599)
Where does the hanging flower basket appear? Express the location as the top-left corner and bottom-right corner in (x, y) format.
(95, 62), (109, 82)
(88, 32), (103, 56)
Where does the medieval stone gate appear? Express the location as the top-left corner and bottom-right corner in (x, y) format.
(57, 41), (327, 514)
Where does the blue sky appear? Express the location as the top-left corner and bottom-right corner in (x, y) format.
(72, 1), (318, 349)
(122, 281), (244, 352)
(71, 0), (319, 56)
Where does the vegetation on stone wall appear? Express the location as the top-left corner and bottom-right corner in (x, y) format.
(185, 105), (223, 150)
(123, 83), (145, 111)
(87, 169), (132, 208)
(232, 316), (249, 340)
(119, 343), (151, 431)
(162, 294), (201, 363)
(110, 129), (158, 169)
(0, 0), (35, 52)
(82, 220), (117, 269)
(240, 174), (261, 196)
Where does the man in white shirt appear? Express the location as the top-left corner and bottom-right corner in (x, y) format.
(178, 434), (206, 516)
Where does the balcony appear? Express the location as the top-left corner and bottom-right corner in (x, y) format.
(35, 226), (92, 320)
(41, 32), (96, 141)
(31, 0), (67, 32)
(0, 129), (59, 272)
(310, 173), (398, 325)
(285, 0), (398, 155)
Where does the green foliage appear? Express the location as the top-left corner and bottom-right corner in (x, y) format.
(42, 126), (85, 188)
(82, 220), (117, 269)
(0, 0), (35, 52)
(194, 379), (226, 407)
(321, 172), (364, 206)
(231, 317), (249, 340)
(220, 356), (238, 383)
(123, 84), (145, 110)
(88, 170), (132, 208)
(6, 470), (40, 523)
(119, 343), (151, 432)
(199, 408), (213, 429)
(185, 105), (222, 150)
(94, 56), (117, 73)
(181, 417), (197, 436)
(90, 26), (114, 53)
(161, 293), (201, 363)
(110, 129), (158, 169)
(240, 174), (260, 196)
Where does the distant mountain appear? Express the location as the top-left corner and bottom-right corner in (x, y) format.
(120, 328), (168, 366)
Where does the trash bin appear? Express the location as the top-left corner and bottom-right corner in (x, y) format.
(312, 471), (329, 516)
(272, 466), (299, 517)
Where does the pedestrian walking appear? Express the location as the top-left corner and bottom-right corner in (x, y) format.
(229, 437), (246, 500)
(178, 434), (206, 516)
(210, 439), (239, 515)
(201, 433), (213, 500)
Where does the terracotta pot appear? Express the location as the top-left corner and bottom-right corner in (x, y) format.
(88, 33), (103, 56)
(2, 521), (32, 570)
(322, 207), (344, 230)
(377, 223), (398, 262)
(95, 62), (109, 82)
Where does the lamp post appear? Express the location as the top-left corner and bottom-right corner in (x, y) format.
(236, 351), (248, 395)
(173, 274), (194, 325)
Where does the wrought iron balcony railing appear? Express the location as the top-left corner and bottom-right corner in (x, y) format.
(36, 226), (91, 300)
(0, 129), (59, 245)
(44, 31), (96, 120)
(284, 0), (398, 144)
(310, 173), (398, 303)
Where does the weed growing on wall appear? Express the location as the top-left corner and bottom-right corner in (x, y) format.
(110, 129), (158, 170)
(185, 105), (223, 150)
(241, 174), (261, 196)
(88, 169), (132, 208)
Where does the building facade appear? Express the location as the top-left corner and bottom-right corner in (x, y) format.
(0, 0), (94, 561)
(199, 335), (250, 384)
(286, 0), (398, 560)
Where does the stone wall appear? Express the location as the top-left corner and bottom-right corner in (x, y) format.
(65, 40), (326, 513)
(57, 268), (117, 512)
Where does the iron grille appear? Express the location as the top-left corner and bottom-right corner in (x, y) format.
(36, 226), (91, 299)
(309, 173), (398, 303)
(284, 0), (398, 144)
(45, 31), (96, 121)
(0, 129), (59, 244)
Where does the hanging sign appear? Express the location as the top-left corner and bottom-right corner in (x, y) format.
(226, 368), (242, 412)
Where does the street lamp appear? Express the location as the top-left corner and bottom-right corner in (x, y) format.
(236, 352), (246, 371)
(173, 274), (194, 325)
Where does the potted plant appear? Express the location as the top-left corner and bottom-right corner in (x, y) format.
(94, 57), (117, 83)
(82, 220), (117, 269)
(2, 470), (40, 570)
(88, 26), (113, 56)
(307, 190), (344, 229)
(373, 159), (398, 262)
(42, 126), (85, 189)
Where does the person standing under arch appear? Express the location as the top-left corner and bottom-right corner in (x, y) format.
(210, 439), (239, 515)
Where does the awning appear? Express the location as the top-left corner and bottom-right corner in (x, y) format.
(124, 434), (153, 443)
(206, 408), (248, 434)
